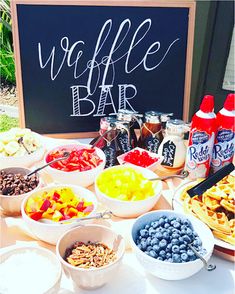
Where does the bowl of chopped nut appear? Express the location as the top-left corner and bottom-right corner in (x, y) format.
(56, 224), (125, 290)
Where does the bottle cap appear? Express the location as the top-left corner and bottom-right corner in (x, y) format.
(224, 94), (235, 111)
(200, 95), (214, 113)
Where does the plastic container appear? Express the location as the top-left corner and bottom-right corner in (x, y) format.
(211, 93), (235, 173)
(185, 95), (217, 179)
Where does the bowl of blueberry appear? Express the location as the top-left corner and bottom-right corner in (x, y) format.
(130, 210), (214, 280)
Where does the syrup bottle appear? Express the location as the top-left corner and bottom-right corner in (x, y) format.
(211, 93), (235, 173)
(115, 109), (142, 151)
(185, 95), (217, 179)
(158, 119), (189, 168)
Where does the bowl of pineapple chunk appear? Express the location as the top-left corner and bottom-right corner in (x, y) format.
(0, 128), (44, 168)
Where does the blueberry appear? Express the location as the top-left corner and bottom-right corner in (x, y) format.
(149, 227), (156, 236)
(189, 255), (197, 261)
(158, 218), (165, 226)
(166, 252), (172, 259)
(175, 217), (182, 223)
(168, 216), (176, 222)
(150, 238), (159, 246)
(180, 249), (186, 254)
(159, 239), (167, 249)
(164, 223), (170, 229)
(145, 224), (150, 230)
(173, 222), (181, 229)
(137, 244), (142, 250)
(159, 250), (166, 259)
(146, 246), (153, 252)
(166, 243), (173, 252)
(140, 240), (147, 250)
(172, 245), (180, 253)
(155, 232), (163, 239)
(168, 258), (173, 263)
(186, 228), (193, 236)
(163, 232), (170, 240)
(181, 225), (187, 231)
(157, 257), (163, 261)
(187, 249), (195, 257)
(182, 235), (191, 244)
(152, 221), (159, 229)
(172, 233), (180, 239)
(172, 238), (179, 245)
(172, 253), (181, 263)
(178, 237), (184, 244)
(181, 253), (189, 262)
(146, 237), (152, 246)
(193, 231), (198, 237)
(164, 217), (170, 223)
(180, 244), (186, 251)
(153, 244), (160, 253)
(149, 250), (157, 258)
(140, 229), (148, 237)
(193, 238), (202, 247)
(182, 219), (190, 226)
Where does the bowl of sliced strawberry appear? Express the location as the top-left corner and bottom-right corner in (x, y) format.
(44, 144), (106, 187)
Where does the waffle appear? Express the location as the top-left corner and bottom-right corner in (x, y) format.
(191, 199), (231, 234)
(179, 174), (235, 245)
(213, 219), (235, 245)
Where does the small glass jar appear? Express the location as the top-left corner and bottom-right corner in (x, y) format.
(158, 119), (189, 168)
(139, 111), (163, 153)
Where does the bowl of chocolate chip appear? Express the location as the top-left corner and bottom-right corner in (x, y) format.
(0, 167), (42, 215)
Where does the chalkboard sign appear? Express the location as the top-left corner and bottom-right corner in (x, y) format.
(11, 0), (195, 138)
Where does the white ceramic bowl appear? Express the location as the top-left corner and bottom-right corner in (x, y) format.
(0, 167), (42, 216)
(21, 184), (98, 245)
(44, 144), (106, 187)
(117, 147), (163, 171)
(0, 246), (62, 294)
(0, 132), (44, 168)
(130, 210), (214, 280)
(56, 224), (125, 290)
(95, 165), (162, 218)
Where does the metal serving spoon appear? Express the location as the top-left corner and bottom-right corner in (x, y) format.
(26, 151), (70, 177)
(39, 210), (113, 224)
(149, 170), (189, 181)
(18, 137), (32, 155)
(188, 243), (216, 271)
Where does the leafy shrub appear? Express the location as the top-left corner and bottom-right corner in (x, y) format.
(0, 0), (16, 84)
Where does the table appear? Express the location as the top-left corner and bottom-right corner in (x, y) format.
(1, 137), (234, 294)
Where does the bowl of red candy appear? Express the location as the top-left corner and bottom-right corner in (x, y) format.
(117, 147), (163, 171)
(44, 144), (106, 187)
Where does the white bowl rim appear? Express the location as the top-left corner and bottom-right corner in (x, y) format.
(0, 131), (44, 159)
(95, 164), (163, 203)
(130, 209), (214, 266)
(0, 245), (62, 290)
(44, 143), (106, 174)
(0, 167), (42, 199)
(21, 184), (98, 227)
(56, 224), (125, 272)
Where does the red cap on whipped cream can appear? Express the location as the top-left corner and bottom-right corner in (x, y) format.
(211, 93), (235, 173)
(185, 95), (217, 179)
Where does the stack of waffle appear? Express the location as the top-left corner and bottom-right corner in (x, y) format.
(180, 175), (235, 245)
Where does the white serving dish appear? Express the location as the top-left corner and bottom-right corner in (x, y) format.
(95, 164), (162, 218)
(21, 184), (98, 245)
(44, 143), (106, 187)
(130, 210), (214, 280)
(56, 224), (125, 290)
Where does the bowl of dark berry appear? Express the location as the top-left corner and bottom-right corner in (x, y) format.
(0, 167), (42, 215)
(130, 210), (214, 280)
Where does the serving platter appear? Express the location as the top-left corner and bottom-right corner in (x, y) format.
(172, 180), (235, 252)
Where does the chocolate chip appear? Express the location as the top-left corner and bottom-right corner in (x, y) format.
(0, 170), (39, 196)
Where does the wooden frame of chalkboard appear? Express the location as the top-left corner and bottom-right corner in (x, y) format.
(11, 0), (196, 138)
